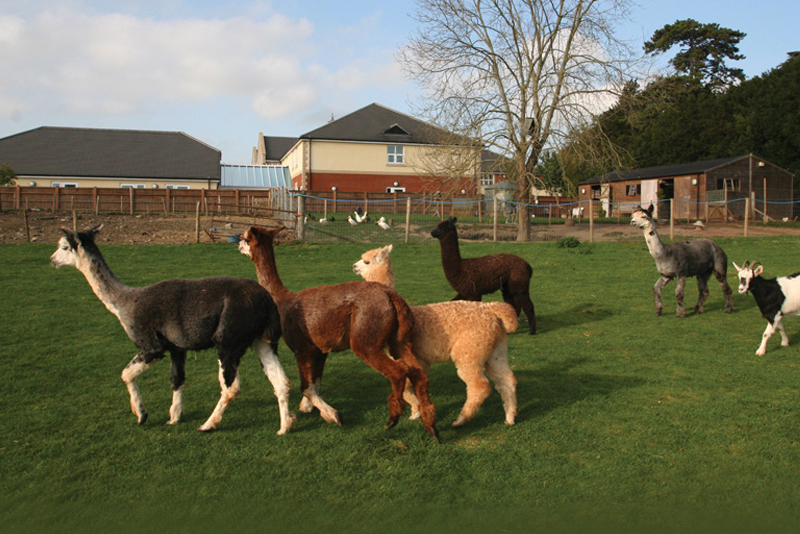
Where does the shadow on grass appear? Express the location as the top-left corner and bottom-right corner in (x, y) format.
(533, 303), (615, 334)
(515, 356), (645, 423)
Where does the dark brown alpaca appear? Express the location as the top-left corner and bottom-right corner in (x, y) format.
(239, 225), (439, 439)
(431, 217), (536, 334)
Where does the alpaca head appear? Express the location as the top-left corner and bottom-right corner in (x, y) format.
(431, 217), (458, 240)
(50, 225), (103, 270)
(630, 205), (655, 229)
(352, 244), (393, 283)
(732, 260), (763, 294)
(239, 225), (284, 258)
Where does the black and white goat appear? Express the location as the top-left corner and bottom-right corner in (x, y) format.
(733, 261), (800, 356)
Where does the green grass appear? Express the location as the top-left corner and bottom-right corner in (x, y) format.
(2, 236), (800, 533)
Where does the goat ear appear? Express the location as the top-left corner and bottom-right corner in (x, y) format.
(754, 265), (764, 276)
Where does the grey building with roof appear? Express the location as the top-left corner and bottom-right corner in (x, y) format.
(0, 126), (221, 189)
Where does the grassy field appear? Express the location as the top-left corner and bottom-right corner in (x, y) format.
(2, 234), (800, 533)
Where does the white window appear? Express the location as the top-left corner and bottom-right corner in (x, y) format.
(166, 184), (190, 190)
(51, 182), (78, 188)
(387, 145), (404, 165)
(481, 174), (496, 186)
(626, 184), (638, 196)
(120, 183), (145, 189)
(386, 186), (406, 193)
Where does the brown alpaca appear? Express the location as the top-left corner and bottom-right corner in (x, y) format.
(431, 217), (536, 334)
(353, 245), (518, 426)
(239, 226), (439, 439)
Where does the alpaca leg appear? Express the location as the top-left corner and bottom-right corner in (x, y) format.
(452, 363), (492, 428)
(653, 276), (671, 316)
(296, 351), (341, 425)
(512, 293), (536, 335)
(167, 349), (187, 425)
(694, 275), (710, 314)
(198, 360), (242, 431)
(716, 271), (735, 313)
(674, 277), (687, 317)
(485, 342), (518, 425)
(351, 345), (409, 429)
(756, 318), (779, 356)
(404, 361), (430, 420)
(121, 352), (152, 425)
(252, 339), (295, 435)
(299, 354), (327, 413)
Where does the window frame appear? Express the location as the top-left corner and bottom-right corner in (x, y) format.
(387, 145), (404, 165)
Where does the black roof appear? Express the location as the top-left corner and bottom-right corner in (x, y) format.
(579, 156), (747, 185)
(299, 103), (468, 145)
(261, 136), (298, 162)
(0, 126), (221, 180)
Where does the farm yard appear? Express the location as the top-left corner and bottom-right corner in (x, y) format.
(2, 227), (800, 533)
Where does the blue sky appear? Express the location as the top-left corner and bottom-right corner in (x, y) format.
(0, 0), (797, 163)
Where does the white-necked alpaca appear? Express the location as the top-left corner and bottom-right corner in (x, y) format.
(239, 226), (439, 440)
(50, 225), (294, 435)
(630, 204), (734, 317)
(353, 244), (518, 427)
(431, 217), (536, 334)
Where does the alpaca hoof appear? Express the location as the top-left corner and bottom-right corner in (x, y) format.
(197, 425), (215, 432)
(137, 412), (148, 425)
(385, 416), (399, 430)
(334, 412), (343, 426)
(427, 425), (441, 442)
(451, 416), (467, 428)
(408, 412), (421, 421)
(655, 309), (662, 316)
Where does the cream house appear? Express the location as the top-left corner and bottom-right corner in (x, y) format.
(253, 103), (484, 194)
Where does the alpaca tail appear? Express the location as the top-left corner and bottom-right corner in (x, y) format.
(486, 302), (519, 334)
(387, 288), (416, 343)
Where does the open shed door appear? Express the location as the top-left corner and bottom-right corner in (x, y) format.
(640, 180), (660, 218)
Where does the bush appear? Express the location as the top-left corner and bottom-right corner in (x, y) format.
(556, 236), (581, 248)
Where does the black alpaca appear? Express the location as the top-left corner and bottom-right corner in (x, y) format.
(50, 225), (294, 434)
(431, 217), (536, 334)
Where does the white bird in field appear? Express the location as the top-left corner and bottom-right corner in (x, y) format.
(354, 210), (368, 223)
(377, 217), (391, 230)
(347, 215), (358, 226)
(319, 217), (330, 225)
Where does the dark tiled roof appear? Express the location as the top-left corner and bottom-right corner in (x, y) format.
(262, 136), (298, 161)
(300, 103), (466, 145)
(0, 127), (221, 180)
(579, 156), (747, 185)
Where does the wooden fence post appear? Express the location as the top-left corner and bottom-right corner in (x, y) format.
(129, 188), (134, 215)
(588, 199), (594, 242)
(493, 197), (498, 242)
(297, 195), (305, 241)
(670, 199), (675, 241)
(195, 202), (201, 243)
(744, 197), (750, 237)
(404, 197), (412, 244)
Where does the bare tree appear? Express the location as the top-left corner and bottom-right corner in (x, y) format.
(399, 0), (640, 240)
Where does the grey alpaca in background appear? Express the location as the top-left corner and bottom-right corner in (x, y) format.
(630, 204), (734, 317)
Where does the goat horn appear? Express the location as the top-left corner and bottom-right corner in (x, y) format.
(750, 261), (760, 271)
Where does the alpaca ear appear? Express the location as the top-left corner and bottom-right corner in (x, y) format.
(86, 224), (103, 240)
(60, 227), (80, 249)
(378, 244), (393, 261)
(646, 204), (654, 215)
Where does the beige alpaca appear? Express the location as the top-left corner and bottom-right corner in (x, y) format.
(353, 245), (518, 426)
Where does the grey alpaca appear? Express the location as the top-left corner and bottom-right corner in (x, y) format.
(50, 225), (294, 434)
(630, 205), (734, 317)
(431, 217), (537, 334)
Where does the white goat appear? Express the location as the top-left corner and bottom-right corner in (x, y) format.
(734, 261), (800, 356)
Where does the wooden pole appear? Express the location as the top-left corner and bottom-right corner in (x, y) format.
(670, 199), (675, 241)
(72, 210), (77, 231)
(23, 207), (30, 242)
(129, 188), (134, 215)
(744, 197), (750, 237)
(763, 178), (768, 223)
(404, 197), (412, 244)
(492, 197), (498, 242)
(588, 200), (594, 242)
(195, 201), (201, 243)
(297, 195), (305, 241)
(95, 196), (100, 216)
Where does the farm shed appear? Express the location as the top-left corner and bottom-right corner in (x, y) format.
(578, 155), (794, 221)
(0, 126), (221, 190)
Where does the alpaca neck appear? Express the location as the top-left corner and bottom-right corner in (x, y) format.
(438, 232), (463, 274)
(77, 248), (131, 318)
(366, 264), (395, 289)
(641, 223), (667, 259)
(251, 242), (293, 301)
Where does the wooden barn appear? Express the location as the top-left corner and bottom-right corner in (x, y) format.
(578, 154), (794, 221)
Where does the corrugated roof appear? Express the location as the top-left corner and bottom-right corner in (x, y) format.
(220, 164), (291, 189)
(579, 156), (749, 185)
(0, 126), (220, 180)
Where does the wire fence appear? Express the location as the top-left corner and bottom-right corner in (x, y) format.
(290, 192), (799, 244)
